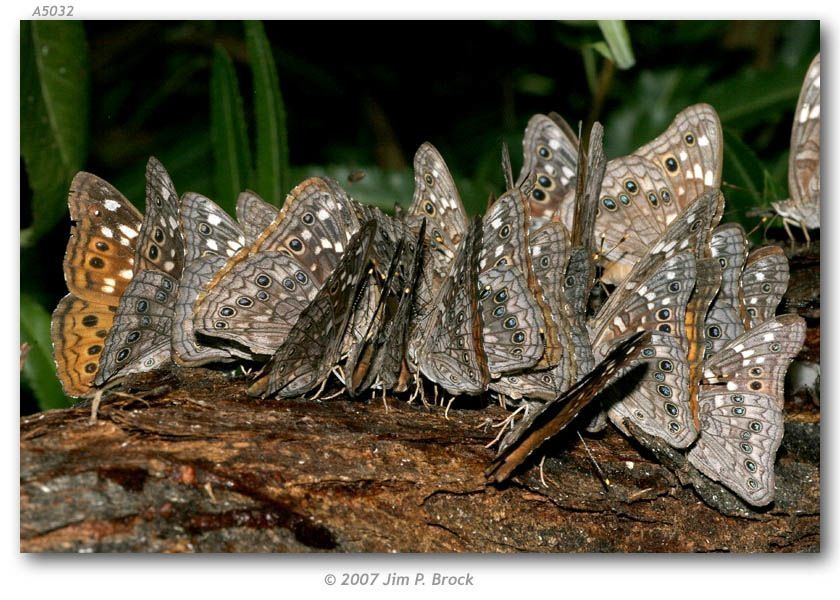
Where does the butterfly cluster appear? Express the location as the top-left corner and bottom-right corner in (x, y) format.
(51, 74), (814, 509)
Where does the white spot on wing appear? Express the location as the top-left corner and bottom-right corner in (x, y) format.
(119, 225), (139, 239)
(104, 199), (121, 212)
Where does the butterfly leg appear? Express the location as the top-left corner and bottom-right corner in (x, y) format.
(484, 404), (527, 449)
(381, 386), (390, 413)
(444, 395), (455, 419)
(89, 388), (105, 425)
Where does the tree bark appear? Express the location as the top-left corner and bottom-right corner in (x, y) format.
(20, 365), (819, 553)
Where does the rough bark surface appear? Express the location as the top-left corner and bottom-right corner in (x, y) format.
(20, 366), (819, 553)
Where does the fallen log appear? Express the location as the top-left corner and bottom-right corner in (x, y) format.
(20, 367), (819, 552)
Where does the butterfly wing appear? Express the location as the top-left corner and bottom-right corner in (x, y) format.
(255, 222), (378, 398)
(94, 270), (178, 386)
(590, 252), (699, 447)
(704, 223), (749, 357)
(516, 113), (579, 232)
(478, 264), (546, 376)
(486, 331), (648, 483)
(595, 156), (680, 285)
(134, 158), (185, 277)
(774, 54), (820, 228)
(741, 245), (790, 328)
(173, 193), (249, 365)
(418, 218), (489, 395)
(405, 143), (469, 285)
(51, 294), (117, 397)
(193, 251), (322, 356)
(688, 314), (805, 505)
(634, 103), (723, 210)
(236, 190), (279, 243)
(63, 172), (143, 306)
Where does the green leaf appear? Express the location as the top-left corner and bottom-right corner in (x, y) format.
(245, 21), (290, 207)
(701, 65), (806, 128)
(722, 128), (776, 228)
(20, 295), (71, 411)
(597, 20), (635, 69)
(20, 21), (90, 246)
(211, 44), (253, 216)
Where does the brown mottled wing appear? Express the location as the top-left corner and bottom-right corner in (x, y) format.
(704, 223), (749, 357)
(63, 172), (143, 306)
(417, 218), (489, 396)
(94, 270), (178, 386)
(51, 294), (117, 397)
(516, 113), (579, 231)
(688, 315), (805, 506)
(236, 190), (279, 243)
(773, 54), (820, 229)
(255, 222), (378, 398)
(741, 245), (790, 328)
(634, 103), (723, 210)
(595, 156), (681, 285)
(134, 158), (184, 278)
(405, 143), (469, 285)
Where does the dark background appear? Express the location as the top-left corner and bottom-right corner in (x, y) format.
(20, 20), (820, 413)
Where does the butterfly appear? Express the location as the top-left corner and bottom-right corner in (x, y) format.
(687, 314), (805, 506)
(93, 269), (179, 386)
(352, 223), (427, 395)
(172, 192), (250, 366)
(594, 105), (723, 285)
(516, 112), (579, 232)
(489, 123), (606, 401)
(772, 53), (820, 233)
(703, 223), (750, 357)
(248, 221), (379, 398)
(192, 177), (361, 356)
(404, 142), (469, 286)
(479, 189), (556, 374)
(403, 143), (470, 370)
(486, 330), (649, 483)
(52, 158), (183, 396)
(741, 245), (790, 328)
(588, 251), (700, 447)
(341, 205), (407, 394)
(414, 218), (489, 396)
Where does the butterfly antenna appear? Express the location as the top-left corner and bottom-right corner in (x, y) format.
(747, 214), (774, 238)
(577, 431), (611, 491)
(501, 141), (515, 190)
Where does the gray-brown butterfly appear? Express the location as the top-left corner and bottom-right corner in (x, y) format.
(235, 190), (279, 243)
(486, 330), (649, 483)
(414, 218), (489, 396)
(94, 269), (178, 386)
(249, 221), (378, 398)
(687, 314), (805, 506)
(588, 251), (699, 447)
(772, 53), (820, 233)
(193, 177), (361, 355)
(172, 192), (249, 366)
